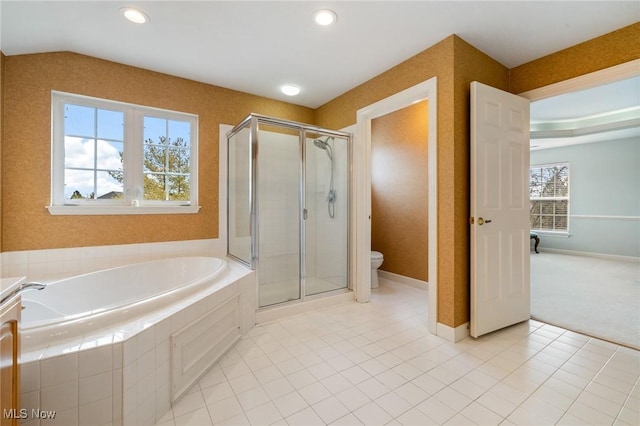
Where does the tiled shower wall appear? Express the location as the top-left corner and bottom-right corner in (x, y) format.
(257, 131), (349, 287)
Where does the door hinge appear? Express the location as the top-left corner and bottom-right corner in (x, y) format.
(469, 217), (474, 225)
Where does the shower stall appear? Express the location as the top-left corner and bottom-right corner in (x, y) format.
(227, 114), (350, 308)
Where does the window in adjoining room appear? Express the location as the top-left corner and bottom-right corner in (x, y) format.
(50, 92), (199, 215)
(529, 162), (569, 232)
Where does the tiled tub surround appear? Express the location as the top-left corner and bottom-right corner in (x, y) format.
(16, 255), (255, 426)
(0, 239), (225, 281)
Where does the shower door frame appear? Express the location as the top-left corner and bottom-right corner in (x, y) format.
(227, 113), (352, 308)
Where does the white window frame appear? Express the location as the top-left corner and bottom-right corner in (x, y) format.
(48, 91), (200, 215)
(529, 162), (570, 234)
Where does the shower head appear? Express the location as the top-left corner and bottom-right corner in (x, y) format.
(313, 137), (330, 150)
(313, 137), (334, 160)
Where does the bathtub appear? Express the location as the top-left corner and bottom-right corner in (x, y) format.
(21, 256), (227, 351)
(18, 256), (255, 426)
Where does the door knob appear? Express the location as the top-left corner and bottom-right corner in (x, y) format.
(477, 217), (492, 225)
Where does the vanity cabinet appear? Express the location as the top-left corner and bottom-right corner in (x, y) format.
(0, 294), (20, 426)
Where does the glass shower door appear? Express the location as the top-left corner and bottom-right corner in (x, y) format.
(257, 124), (301, 307)
(227, 124), (252, 266)
(304, 132), (349, 297)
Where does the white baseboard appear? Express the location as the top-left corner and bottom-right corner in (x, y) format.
(437, 321), (469, 343)
(256, 291), (354, 323)
(540, 247), (640, 263)
(378, 270), (428, 290)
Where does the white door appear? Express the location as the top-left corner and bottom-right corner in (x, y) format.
(470, 82), (531, 338)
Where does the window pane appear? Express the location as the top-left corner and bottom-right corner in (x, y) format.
(65, 104), (95, 137)
(540, 215), (554, 230)
(144, 173), (166, 200)
(97, 109), (124, 141)
(64, 137), (95, 168)
(168, 175), (190, 201)
(96, 171), (123, 199)
(168, 120), (190, 143)
(555, 216), (568, 230)
(143, 144), (166, 172)
(529, 168), (542, 198)
(167, 146), (190, 173)
(541, 168), (556, 196)
(144, 116), (166, 143)
(555, 167), (569, 196)
(64, 169), (94, 199)
(555, 200), (568, 215)
(530, 200), (541, 214)
(96, 140), (123, 170)
(530, 215), (541, 229)
(143, 116), (192, 202)
(541, 201), (554, 214)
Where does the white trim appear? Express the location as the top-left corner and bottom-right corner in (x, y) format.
(436, 321), (469, 343)
(533, 231), (570, 238)
(46, 205), (200, 215)
(50, 91), (198, 210)
(519, 59), (640, 101)
(342, 123), (358, 295)
(539, 247), (640, 263)
(355, 77), (438, 335)
(378, 270), (427, 291)
(571, 214), (640, 221)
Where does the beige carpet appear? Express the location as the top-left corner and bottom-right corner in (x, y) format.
(531, 251), (640, 350)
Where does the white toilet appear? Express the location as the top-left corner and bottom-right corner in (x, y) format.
(370, 251), (384, 289)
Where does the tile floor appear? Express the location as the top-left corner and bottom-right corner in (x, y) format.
(156, 280), (640, 425)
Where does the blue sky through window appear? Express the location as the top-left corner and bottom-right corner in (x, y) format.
(64, 104), (124, 199)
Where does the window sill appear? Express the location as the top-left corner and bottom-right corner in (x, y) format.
(46, 205), (201, 216)
(532, 230), (570, 238)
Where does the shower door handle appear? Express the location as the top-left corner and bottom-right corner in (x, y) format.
(303, 209), (308, 220)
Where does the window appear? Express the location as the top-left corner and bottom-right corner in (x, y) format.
(50, 92), (199, 215)
(529, 163), (569, 232)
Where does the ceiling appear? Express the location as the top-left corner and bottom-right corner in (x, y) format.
(1, 1), (638, 110)
(1, 1), (638, 151)
(530, 75), (640, 150)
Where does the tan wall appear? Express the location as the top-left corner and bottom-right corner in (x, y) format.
(1, 52), (313, 251)
(510, 22), (640, 94)
(371, 101), (429, 281)
(316, 35), (510, 328)
(316, 25), (639, 330)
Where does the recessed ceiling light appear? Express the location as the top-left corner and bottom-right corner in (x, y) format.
(120, 7), (149, 24)
(281, 85), (301, 96)
(312, 9), (337, 26)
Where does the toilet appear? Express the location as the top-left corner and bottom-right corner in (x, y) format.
(370, 251), (384, 289)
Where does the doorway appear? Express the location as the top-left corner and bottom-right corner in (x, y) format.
(522, 60), (640, 348)
(355, 78), (438, 334)
(371, 101), (429, 285)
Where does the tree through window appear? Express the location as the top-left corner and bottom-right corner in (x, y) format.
(530, 163), (569, 232)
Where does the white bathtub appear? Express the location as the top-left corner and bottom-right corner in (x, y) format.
(21, 256), (226, 351)
(18, 256), (256, 426)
